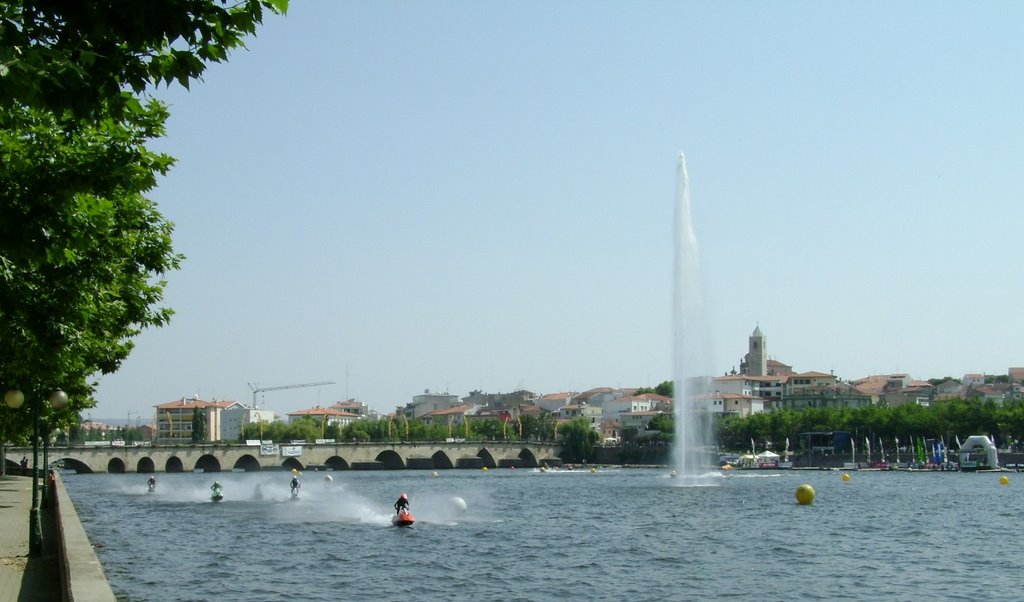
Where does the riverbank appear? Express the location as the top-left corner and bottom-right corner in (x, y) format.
(0, 473), (115, 601)
(0, 474), (61, 601)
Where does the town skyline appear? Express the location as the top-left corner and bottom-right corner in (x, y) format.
(91, 3), (1023, 419)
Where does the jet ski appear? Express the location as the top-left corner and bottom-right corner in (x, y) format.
(211, 484), (224, 502)
(392, 510), (415, 527)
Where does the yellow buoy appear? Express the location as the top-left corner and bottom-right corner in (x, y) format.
(841, 473), (851, 482)
(481, 466), (488, 473)
(1000, 475), (1009, 485)
(795, 483), (816, 505)
(590, 466), (596, 473)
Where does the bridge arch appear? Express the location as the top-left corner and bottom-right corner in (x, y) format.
(233, 454), (261, 472)
(282, 457), (304, 472)
(196, 455), (221, 473)
(376, 450), (404, 469)
(431, 450), (454, 469)
(107, 457), (126, 473)
(58, 457), (93, 474)
(518, 448), (539, 468)
(137, 457), (156, 473)
(476, 448), (497, 469)
(165, 456), (184, 473)
(325, 456), (349, 470)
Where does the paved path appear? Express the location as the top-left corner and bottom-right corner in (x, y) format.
(0, 475), (61, 601)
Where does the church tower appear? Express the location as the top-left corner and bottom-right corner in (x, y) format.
(744, 326), (767, 376)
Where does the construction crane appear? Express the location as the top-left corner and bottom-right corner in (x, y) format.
(248, 381), (335, 409)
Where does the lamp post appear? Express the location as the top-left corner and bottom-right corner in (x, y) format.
(20, 388), (67, 556)
(4, 391), (26, 477)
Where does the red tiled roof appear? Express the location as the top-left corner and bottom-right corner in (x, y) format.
(155, 398), (238, 410)
(287, 407), (360, 417)
(423, 404), (476, 417)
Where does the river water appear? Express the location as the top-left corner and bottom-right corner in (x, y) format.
(62, 467), (1021, 601)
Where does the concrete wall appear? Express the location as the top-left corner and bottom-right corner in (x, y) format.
(54, 473), (116, 602)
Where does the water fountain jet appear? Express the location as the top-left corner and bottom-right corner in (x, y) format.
(671, 153), (717, 485)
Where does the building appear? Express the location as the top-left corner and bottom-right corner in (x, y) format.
(330, 399), (377, 419)
(536, 391), (576, 413)
(574, 387), (629, 408)
(398, 389), (460, 419)
(740, 326), (768, 376)
(712, 375), (756, 396)
(619, 410), (664, 433)
(420, 403), (477, 427)
(286, 406), (361, 427)
(602, 396), (653, 422)
(461, 389), (536, 408)
(154, 396), (239, 444)
(779, 381), (873, 411)
(221, 404), (275, 442)
(717, 393), (764, 418)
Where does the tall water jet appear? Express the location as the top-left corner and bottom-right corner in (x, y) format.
(672, 152), (714, 478)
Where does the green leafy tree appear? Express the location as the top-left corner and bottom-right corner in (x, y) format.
(283, 417), (322, 443)
(648, 413), (674, 434)
(0, 1), (289, 120)
(636, 380), (674, 398)
(472, 419), (507, 441)
(519, 413), (556, 442)
(0, 103), (179, 434)
(0, 1), (286, 439)
(558, 417), (599, 463)
(191, 409), (207, 443)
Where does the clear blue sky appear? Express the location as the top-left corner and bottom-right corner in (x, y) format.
(92, 2), (1024, 421)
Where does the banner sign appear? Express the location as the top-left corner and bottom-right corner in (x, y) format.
(260, 444), (279, 456)
(281, 445), (303, 457)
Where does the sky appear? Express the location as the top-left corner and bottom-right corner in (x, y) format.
(91, 1), (1024, 421)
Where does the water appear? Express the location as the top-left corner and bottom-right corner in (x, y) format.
(672, 152), (713, 475)
(63, 469), (1023, 601)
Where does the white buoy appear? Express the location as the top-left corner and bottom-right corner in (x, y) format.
(451, 496), (467, 512)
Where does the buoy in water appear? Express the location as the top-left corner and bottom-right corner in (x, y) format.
(841, 473), (851, 482)
(590, 466), (596, 474)
(795, 484), (816, 505)
(451, 496), (467, 511)
(432, 471), (439, 478)
(1000, 475), (1009, 485)
(669, 470), (678, 478)
(481, 466), (488, 473)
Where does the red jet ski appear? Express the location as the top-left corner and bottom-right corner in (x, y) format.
(392, 510), (415, 527)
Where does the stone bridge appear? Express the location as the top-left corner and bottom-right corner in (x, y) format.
(13, 441), (562, 474)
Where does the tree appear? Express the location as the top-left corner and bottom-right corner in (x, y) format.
(648, 413), (674, 434)
(0, 1), (287, 436)
(636, 380), (674, 398)
(1, 103), (180, 432)
(558, 417), (599, 463)
(191, 408), (206, 443)
(0, 1), (289, 120)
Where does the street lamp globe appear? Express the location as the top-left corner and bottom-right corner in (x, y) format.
(49, 390), (68, 409)
(4, 390), (24, 409)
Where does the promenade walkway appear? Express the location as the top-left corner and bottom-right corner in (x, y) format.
(0, 474), (61, 601)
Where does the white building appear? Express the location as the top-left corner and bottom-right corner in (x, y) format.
(602, 396), (653, 422)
